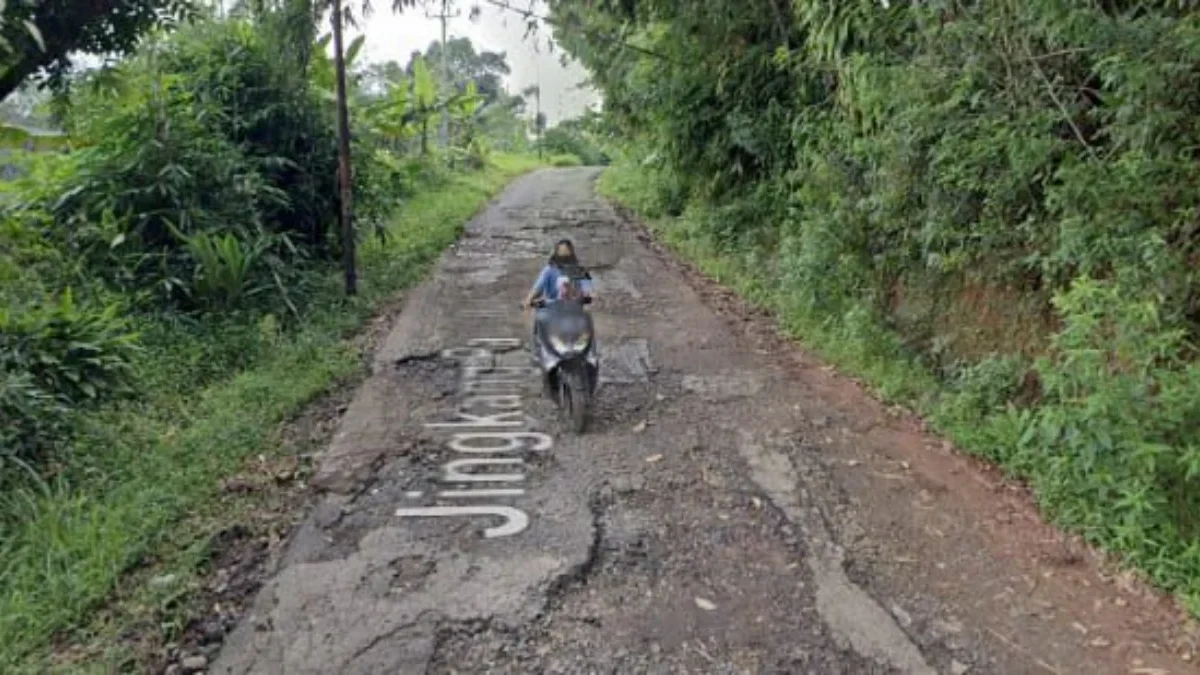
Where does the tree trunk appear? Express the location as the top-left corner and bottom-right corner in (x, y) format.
(331, 0), (357, 295)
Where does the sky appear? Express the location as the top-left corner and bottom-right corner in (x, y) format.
(345, 1), (601, 125)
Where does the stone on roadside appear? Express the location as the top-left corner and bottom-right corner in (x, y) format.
(149, 574), (178, 588)
(181, 654), (208, 672)
(890, 604), (913, 628)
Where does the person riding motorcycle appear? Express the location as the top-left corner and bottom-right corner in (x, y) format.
(522, 239), (594, 316)
(523, 239), (594, 397)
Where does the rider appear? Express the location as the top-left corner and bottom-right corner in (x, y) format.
(523, 239), (595, 400)
(522, 238), (594, 316)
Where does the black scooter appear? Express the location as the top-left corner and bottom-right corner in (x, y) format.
(530, 291), (599, 433)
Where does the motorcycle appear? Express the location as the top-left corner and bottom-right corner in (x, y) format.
(529, 284), (599, 433)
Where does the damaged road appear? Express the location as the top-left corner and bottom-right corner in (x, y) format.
(211, 168), (1197, 675)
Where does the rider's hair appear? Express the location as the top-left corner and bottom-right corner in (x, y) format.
(549, 238), (578, 267)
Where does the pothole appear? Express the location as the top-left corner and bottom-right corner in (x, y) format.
(599, 338), (654, 384)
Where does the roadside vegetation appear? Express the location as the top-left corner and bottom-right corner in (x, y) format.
(0, 1), (541, 669)
(538, 109), (609, 166)
(548, 0), (1200, 613)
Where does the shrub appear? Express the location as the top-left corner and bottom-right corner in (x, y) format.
(50, 18), (335, 309)
(0, 290), (138, 466)
(549, 153), (582, 167)
(540, 125), (608, 166)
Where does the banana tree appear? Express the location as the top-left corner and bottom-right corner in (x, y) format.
(446, 78), (484, 151)
(411, 55), (437, 155)
(366, 75), (417, 151)
(448, 79), (484, 120)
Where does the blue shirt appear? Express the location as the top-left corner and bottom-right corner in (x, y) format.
(531, 265), (593, 302)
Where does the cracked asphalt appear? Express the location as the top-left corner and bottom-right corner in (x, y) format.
(211, 168), (1196, 675)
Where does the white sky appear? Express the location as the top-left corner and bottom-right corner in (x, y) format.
(40, 2), (600, 126)
(345, 1), (600, 125)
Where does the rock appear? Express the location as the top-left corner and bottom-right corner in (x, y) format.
(164, 664), (182, 675)
(694, 597), (717, 611)
(312, 501), (344, 529)
(950, 659), (970, 674)
(931, 617), (964, 637)
(201, 622), (226, 644)
(632, 421), (648, 433)
(149, 574), (178, 589)
(180, 654), (208, 672)
(890, 604), (913, 628)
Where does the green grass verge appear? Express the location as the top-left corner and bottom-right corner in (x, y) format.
(0, 153), (543, 673)
(548, 153), (583, 167)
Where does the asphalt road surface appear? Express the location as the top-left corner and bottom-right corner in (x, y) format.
(211, 168), (1195, 675)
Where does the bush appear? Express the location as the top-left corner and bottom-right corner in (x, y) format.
(549, 153), (582, 167)
(0, 291), (138, 467)
(0, 16), (342, 472)
(51, 18), (336, 309)
(540, 125), (609, 166)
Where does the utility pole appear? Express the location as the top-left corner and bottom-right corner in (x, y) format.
(426, 0), (459, 155)
(331, 0), (356, 295)
(521, 82), (542, 157)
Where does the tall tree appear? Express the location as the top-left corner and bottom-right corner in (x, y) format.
(0, 0), (197, 101)
(420, 36), (511, 102)
(331, 0), (356, 294)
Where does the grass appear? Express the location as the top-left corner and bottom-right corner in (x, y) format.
(0, 153), (543, 673)
(548, 153), (583, 167)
